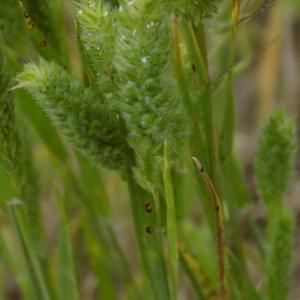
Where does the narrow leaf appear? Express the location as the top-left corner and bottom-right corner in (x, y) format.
(56, 193), (80, 300)
(163, 142), (179, 300)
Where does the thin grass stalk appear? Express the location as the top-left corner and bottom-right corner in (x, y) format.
(227, 253), (261, 300)
(82, 221), (118, 300)
(179, 243), (219, 300)
(66, 168), (118, 300)
(179, 20), (220, 235)
(163, 142), (179, 300)
(172, 20), (208, 166)
(0, 261), (3, 300)
(9, 205), (51, 300)
(181, 20), (221, 190)
(75, 163), (137, 296)
(180, 20), (208, 87)
(216, 3), (266, 270)
(56, 192), (80, 300)
(75, 170), (138, 299)
(0, 232), (36, 300)
(219, 0), (240, 161)
(216, 4), (261, 294)
(105, 223), (141, 298)
(191, 22), (220, 192)
(193, 158), (227, 300)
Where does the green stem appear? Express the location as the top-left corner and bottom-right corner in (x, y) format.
(219, 0), (240, 161)
(181, 20), (220, 189)
(10, 206), (51, 300)
(126, 163), (170, 300)
(163, 142), (178, 300)
(172, 20), (208, 166)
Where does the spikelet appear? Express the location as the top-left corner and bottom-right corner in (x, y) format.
(16, 60), (127, 170)
(114, 2), (187, 190)
(254, 109), (296, 205)
(264, 207), (295, 300)
(75, 0), (117, 93)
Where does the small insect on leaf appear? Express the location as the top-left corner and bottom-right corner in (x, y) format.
(144, 202), (152, 213)
(23, 11), (30, 19)
(145, 225), (152, 235)
(26, 19), (35, 30)
(39, 40), (48, 47)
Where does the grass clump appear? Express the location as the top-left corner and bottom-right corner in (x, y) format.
(0, 1), (298, 300)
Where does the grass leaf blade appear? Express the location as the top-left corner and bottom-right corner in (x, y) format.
(163, 142), (179, 300)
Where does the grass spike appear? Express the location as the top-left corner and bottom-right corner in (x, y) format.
(254, 109), (296, 205)
(15, 59), (128, 170)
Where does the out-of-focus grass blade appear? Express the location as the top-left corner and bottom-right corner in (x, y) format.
(0, 165), (15, 205)
(81, 218), (117, 300)
(0, 260), (3, 300)
(56, 192), (80, 300)
(105, 223), (140, 299)
(77, 155), (111, 216)
(219, 0), (240, 162)
(15, 90), (68, 163)
(0, 260), (4, 300)
(163, 142), (178, 300)
(222, 155), (265, 255)
(222, 155), (251, 206)
(0, 167), (37, 300)
(219, 77), (234, 161)
(9, 205), (51, 300)
(72, 156), (138, 299)
(127, 167), (170, 300)
(179, 243), (218, 300)
(228, 252), (261, 300)
(0, 232), (36, 300)
(66, 160), (118, 300)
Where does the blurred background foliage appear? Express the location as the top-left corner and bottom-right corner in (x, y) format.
(0, 0), (300, 299)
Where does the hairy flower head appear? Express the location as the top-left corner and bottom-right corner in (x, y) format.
(76, 0), (118, 93)
(114, 2), (188, 190)
(255, 109), (297, 204)
(16, 60), (128, 170)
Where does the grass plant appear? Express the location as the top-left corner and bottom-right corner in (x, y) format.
(0, 1), (298, 299)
